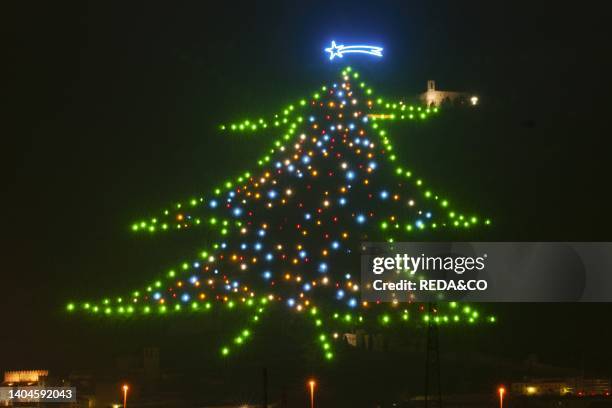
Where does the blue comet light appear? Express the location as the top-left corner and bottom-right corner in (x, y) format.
(325, 41), (383, 60)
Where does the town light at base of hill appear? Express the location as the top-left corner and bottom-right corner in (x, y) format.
(498, 386), (506, 408)
(308, 379), (316, 408)
(122, 384), (129, 408)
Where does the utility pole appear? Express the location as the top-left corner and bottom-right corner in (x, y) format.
(262, 367), (268, 408)
(424, 303), (442, 408)
(281, 386), (287, 408)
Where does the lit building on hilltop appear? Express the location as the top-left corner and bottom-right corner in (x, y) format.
(420, 80), (478, 107)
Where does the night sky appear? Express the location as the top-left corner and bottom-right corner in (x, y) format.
(4, 0), (611, 400)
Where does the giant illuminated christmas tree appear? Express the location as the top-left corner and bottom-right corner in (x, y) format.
(67, 66), (495, 360)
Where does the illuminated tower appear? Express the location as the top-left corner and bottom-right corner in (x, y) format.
(421, 79), (476, 107)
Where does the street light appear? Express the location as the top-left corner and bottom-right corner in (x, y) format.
(498, 386), (506, 408)
(122, 384), (129, 408)
(308, 379), (316, 408)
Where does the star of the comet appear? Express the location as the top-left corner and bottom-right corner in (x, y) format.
(325, 41), (343, 60)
